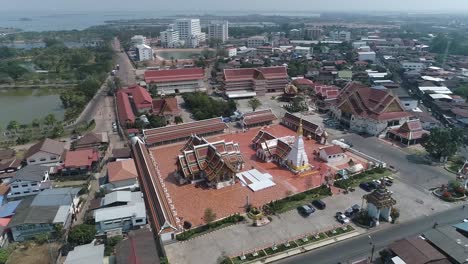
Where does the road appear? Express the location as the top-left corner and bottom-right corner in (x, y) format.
(278, 205), (468, 264)
(112, 38), (136, 86)
(341, 134), (453, 191)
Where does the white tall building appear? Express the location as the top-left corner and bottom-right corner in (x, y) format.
(131, 35), (147, 46)
(285, 120), (310, 173)
(160, 29), (180, 48)
(208, 20), (229, 43)
(247, 36), (267, 48)
(136, 44), (153, 61)
(175, 18), (202, 41)
(330, 31), (351, 41)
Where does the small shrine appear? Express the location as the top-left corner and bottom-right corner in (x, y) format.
(285, 119), (311, 173)
(364, 182), (397, 226)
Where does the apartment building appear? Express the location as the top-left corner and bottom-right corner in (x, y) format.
(208, 20), (229, 43)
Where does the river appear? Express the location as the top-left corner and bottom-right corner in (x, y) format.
(0, 88), (64, 127)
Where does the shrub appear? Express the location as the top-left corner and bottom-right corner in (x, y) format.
(34, 233), (49, 245)
(68, 224), (96, 245)
(0, 249), (8, 264)
(442, 191), (452, 198)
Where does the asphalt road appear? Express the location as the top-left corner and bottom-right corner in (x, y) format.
(278, 205), (468, 264)
(341, 134), (453, 191)
(113, 38), (136, 86)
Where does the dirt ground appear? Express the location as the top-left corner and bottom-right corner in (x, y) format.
(7, 242), (61, 264)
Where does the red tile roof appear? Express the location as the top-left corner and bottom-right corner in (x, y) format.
(282, 113), (323, 136)
(63, 149), (99, 169)
(116, 91), (135, 124)
(320, 145), (344, 156)
(144, 118), (227, 145)
(314, 84), (340, 100)
(224, 66), (287, 82)
(389, 120), (429, 140)
(107, 159), (138, 183)
(152, 97), (180, 116)
(292, 78), (314, 86)
(124, 85), (153, 110)
(242, 109), (277, 126)
(452, 108), (468, 118)
(144, 68), (204, 83)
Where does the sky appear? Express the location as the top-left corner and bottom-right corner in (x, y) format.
(2, 0), (468, 13)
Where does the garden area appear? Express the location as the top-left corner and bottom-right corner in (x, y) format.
(182, 92), (236, 120)
(333, 167), (390, 190)
(433, 180), (466, 202)
(176, 213), (245, 241)
(221, 225), (354, 264)
(446, 156), (465, 173)
(263, 185), (332, 214)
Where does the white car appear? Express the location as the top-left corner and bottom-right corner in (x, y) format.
(335, 213), (350, 224)
(463, 218), (468, 223)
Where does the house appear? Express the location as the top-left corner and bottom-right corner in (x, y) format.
(0, 200), (21, 247)
(0, 149), (21, 175)
(319, 145), (345, 163)
(135, 44), (153, 62)
(93, 191), (147, 235)
(423, 224), (468, 264)
(358, 51), (376, 62)
(24, 138), (65, 166)
(241, 109), (277, 128)
(7, 165), (52, 199)
(115, 228), (159, 264)
(116, 91), (136, 127)
(122, 85), (153, 113)
(330, 82), (411, 136)
(389, 236), (449, 264)
(177, 136), (244, 188)
(410, 112), (441, 130)
(64, 242), (104, 264)
(223, 66), (289, 98)
(61, 149), (99, 174)
(8, 188), (80, 241)
(103, 159), (138, 191)
(110, 148), (132, 162)
(387, 120), (429, 146)
(144, 68), (205, 95)
(292, 78), (314, 92)
(152, 97), (181, 124)
(74, 132), (108, 150)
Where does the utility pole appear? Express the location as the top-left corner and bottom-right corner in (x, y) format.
(368, 235), (375, 263)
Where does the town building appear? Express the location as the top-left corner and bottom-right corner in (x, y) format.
(175, 18), (203, 43)
(410, 112), (441, 130)
(116, 91), (136, 127)
(281, 112), (326, 142)
(93, 191), (147, 235)
(226, 47), (237, 57)
(60, 148), (99, 175)
(256, 45), (274, 56)
(0, 200), (21, 247)
(103, 159), (139, 191)
(319, 145), (345, 163)
(330, 82), (410, 136)
(330, 31), (351, 41)
(152, 97), (181, 124)
(208, 20), (229, 43)
(0, 149), (21, 175)
(289, 29), (301, 40)
(115, 228), (160, 264)
(423, 224), (468, 264)
(131, 35), (146, 46)
(160, 29), (180, 48)
(389, 236), (449, 264)
(292, 78), (314, 91)
(386, 119), (429, 146)
(294, 46), (313, 57)
(24, 138), (65, 166)
(401, 62), (426, 72)
(74, 132), (108, 150)
(64, 242), (104, 264)
(358, 51), (376, 62)
(135, 44), (153, 61)
(8, 165), (52, 199)
(8, 188), (80, 242)
(143, 117), (227, 147)
(121, 85), (153, 113)
(110, 148), (132, 162)
(364, 183), (396, 226)
(241, 109), (277, 128)
(144, 68), (205, 95)
(247, 36), (267, 48)
(304, 27), (323, 40)
(177, 136), (244, 188)
(222, 66), (288, 98)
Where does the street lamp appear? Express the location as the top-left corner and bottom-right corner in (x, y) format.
(368, 235), (375, 262)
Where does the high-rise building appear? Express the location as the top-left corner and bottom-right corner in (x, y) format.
(330, 31), (351, 41)
(208, 20), (229, 43)
(136, 44), (153, 61)
(160, 29), (180, 48)
(175, 19), (202, 41)
(304, 27), (323, 40)
(131, 35), (146, 46)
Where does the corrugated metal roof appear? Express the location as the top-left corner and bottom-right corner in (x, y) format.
(65, 243), (104, 264)
(94, 192), (145, 222)
(0, 200), (21, 217)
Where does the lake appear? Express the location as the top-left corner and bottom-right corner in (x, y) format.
(156, 50), (203, 60)
(0, 88), (64, 126)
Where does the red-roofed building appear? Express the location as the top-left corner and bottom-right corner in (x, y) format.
(124, 85), (153, 113)
(330, 82), (410, 135)
(116, 91), (136, 127)
(292, 78), (314, 91)
(152, 97), (181, 124)
(61, 149), (99, 174)
(319, 145), (345, 163)
(241, 109), (277, 128)
(313, 84), (340, 112)
(223, 66), (288, 98)
(387, 119), (429, 145)
(144, 68), (205, 95)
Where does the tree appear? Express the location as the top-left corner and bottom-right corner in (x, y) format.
(7, 120), (19, 131)
(148, 82), (158, 97)
(203, 208), (216, 225)
(32, 118), (41, 127)
(44, 114), (57, 127)
(78, 77), (101, 99)
(247, 98), (262, 112)
(68, 224), (96, 245)
(454, 85), (468, 99)
(174, 116), (183, 124)
(0, 249), (9, 264)
(148, 115), (166, 128)
(52, 124), (65, 138)
(421, 128), (464, 161)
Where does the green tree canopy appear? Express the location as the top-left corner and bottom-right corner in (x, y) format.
(7, 120), (19, 131)
(247, 97), (262, 112)
(182, 92), (236, 120)
(421, 128), (464, 161)
(68, 224), (96, 245)
(44, 114), (57, 126)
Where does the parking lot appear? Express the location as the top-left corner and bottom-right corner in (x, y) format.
(165, 175), (454, 264)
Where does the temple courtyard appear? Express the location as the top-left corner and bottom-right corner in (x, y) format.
(149, 124), (368, 226)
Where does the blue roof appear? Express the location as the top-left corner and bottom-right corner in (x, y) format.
(452, 222), (468, 232)
(0, 200), (21, 217)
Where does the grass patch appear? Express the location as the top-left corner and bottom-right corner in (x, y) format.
(447, 156), (464, 172)
(307, 232), (327, 242)
(176, 214), (244, 241)
(231, 250), (267, 264)
(326, 225), (354, 237)
(334, 168), (390, 189)
(264, 185), (332, 214)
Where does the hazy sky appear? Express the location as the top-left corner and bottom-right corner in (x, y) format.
(3, 0), (468, 13)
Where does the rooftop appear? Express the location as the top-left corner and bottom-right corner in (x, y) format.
(115, 228), (159, 264)
(13, 165), (48, 182)
(94, 191), (145, 223)
(145, 68), (204, 83)
(107, 159), (138, 183)
(63, 149), (99, 169)
(390, 236), (449, 264)
(25, 138), (65, 159)
(64, 243), (104, 264)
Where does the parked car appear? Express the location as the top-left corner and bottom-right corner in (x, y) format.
(351, 204), (361, 212)
(344, 208), (355, 217)
(297, 205), (315, 216)
(335, 212), (350, 224)
(367, 182), (378, 190)
(359, 182), (372, 192)
(312, 199), (326, 210)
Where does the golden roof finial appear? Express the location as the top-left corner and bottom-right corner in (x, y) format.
(297, 117), (303, 136)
